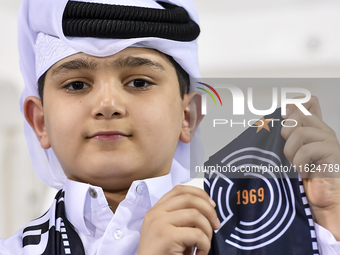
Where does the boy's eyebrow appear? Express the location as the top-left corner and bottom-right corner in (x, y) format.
(111, 56), (165, 71)
(51, 56), (165, 77)
(51, 58), (97, 76)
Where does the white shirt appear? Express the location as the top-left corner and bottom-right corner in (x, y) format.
(65, 174), (174, 254)
(1, 174), (340, 254)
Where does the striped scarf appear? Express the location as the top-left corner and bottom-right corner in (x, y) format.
(22, 190), (85, 255)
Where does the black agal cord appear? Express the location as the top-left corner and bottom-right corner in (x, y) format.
(62, 1), (200, 41)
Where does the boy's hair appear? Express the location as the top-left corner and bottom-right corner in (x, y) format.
(38, 55), (190, 104)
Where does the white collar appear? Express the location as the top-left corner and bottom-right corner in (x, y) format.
(63, 172), (175, 236)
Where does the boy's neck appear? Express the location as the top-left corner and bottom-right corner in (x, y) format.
(104, 188), (130, 212)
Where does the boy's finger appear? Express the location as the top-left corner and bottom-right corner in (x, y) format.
(281, 111), (332, 141)
(292, 142), (340, 178)
(283, 96), (322, 120)
(157, 193), (220, 230)
(284, 127), (335, 164)
(158, 185), (215, 207)
(176, 227), (211, 255)
(168, 208), (214, 240)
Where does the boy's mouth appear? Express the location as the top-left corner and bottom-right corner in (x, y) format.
(88, 131), (131, 141)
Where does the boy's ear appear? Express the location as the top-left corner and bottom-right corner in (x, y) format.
(24, 96), (51, 149)
(180, 92), (204, 143)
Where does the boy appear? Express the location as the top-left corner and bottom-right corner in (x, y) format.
(0, 0), (339, 255)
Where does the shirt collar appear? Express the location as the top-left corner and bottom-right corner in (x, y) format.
(63, 166), (191, 236)
(64, 179), (117, 236)
(125, 172), (174, 208)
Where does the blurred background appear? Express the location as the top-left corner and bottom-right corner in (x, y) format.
(1, 0), (340, 239)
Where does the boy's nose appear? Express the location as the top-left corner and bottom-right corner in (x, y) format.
(92, 84), (126, 119)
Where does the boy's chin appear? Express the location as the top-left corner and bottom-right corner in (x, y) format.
(65, 165), (162, 191)
(67, 173), (136, 191)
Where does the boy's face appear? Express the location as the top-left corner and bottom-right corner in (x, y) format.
(31, 47), (191, 190)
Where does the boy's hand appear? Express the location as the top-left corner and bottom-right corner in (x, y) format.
(281, 96), (340, 240)
(137, 185), (220, 255)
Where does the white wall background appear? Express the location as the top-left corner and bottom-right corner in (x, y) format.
(0, 0), (56, 239)
(1, 0), (340, 239)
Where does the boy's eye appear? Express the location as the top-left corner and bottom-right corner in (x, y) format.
(126, 79), (153, 88)
(64, 81), (90, 91)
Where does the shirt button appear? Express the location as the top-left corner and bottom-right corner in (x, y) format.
(136, 182), (147, 195)
(113, 229), (124, 240)
(89, 188), (98, 199)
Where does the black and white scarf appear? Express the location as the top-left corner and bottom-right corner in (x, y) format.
(22, 190), (85, 255)
(204, 108), (320, 255)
